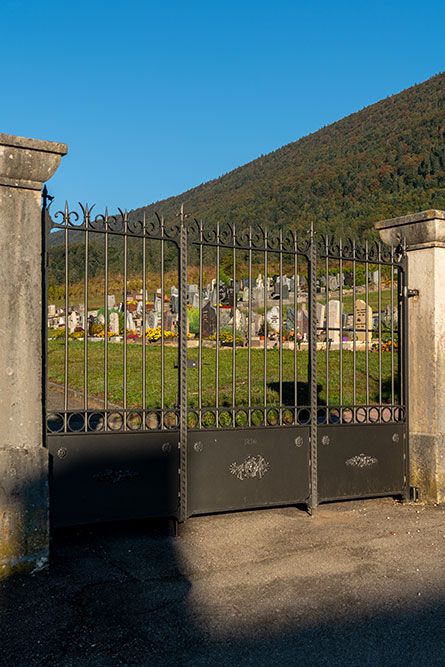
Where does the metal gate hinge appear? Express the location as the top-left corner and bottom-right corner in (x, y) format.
(406, 288), (419, 298)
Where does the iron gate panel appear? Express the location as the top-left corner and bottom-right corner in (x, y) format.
(48, 432), (180, 527)
(317, 424), (407, 502)
(187, 427), (310, 515)
(43, 191), (409, 526)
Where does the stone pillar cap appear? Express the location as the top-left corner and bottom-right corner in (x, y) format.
(375, 210), (445, 250)
(0, 133), (68, 191)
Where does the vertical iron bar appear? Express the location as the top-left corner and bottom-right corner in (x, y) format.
(198, 221), (203, 426)
(365, 241), (369, 406)
(84, 211), (88, 430)
(279, 231), (283, 421)
(216, 223), (220, 419)
(391, 246), (395, 405)
(264, 232), (268, 412)
(179, 205), (188, 521)
(123, 211), (128, 428)
(142, 215), (146, 413)
(104, 210), (109, 429)
(64, 202), (69, 431)
(161, 221), (165, 416)
(41, 188), (50, 440)
(378, 244), (382, 405)
(325, 236), (329, 409)
(232, 227), (236, 420)
(353, 243), (357, 409)
(248, 226), (252, 424)
(294, 239), (298, 411)
(339, 240), (343, 415)
(309, 223), (318, 512)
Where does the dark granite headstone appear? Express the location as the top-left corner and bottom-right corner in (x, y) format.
(201, 301), (217, 337)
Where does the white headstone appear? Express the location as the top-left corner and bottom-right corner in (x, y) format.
(68, 311), (77, 334)
(98, 313), (105, 326)
(327, 300), (341, 343)
(110, 312), (119, 335)
(126, 311), (135, 331)
(267, 305), (280, 332)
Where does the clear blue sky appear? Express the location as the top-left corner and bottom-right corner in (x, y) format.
(1, 0), (443, 212)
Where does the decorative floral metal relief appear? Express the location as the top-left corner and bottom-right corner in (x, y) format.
(345, 453), (378, 469)
(230, 455), (270, 481)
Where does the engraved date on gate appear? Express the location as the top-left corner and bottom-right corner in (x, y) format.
(244, 437), (257, 446)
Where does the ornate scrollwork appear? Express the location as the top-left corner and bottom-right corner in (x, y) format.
(341, 237), (354, 259)
(186, 218), (201, 244)
(219, 221), (234, 246)
(267, 226), (281, 251)
(236, 226), (250, 249)
(251, 225), (266, 250)
(54, 201), (80, 227)
(202, 220), (217, 243)
(296, 229), (311, 254)
(282, 228), (295, 252)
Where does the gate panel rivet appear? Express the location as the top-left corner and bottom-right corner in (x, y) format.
(392, 433), (400, 443)
(295, 436), (304, 448)
(321, 435), (330, 445)
(194, 441), (203, 453)
(57, 447), (67, 459)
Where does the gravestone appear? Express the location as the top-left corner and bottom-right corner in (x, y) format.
(107, 294), (115, 308)
(171, 288), (179, 314)
(110, 312), (119, 335)
(355, 299), (373, 343)
(242, 287), (249, 303)
(229, 308), (247, 334)
(286, 307), (295, 330)
(192, 292), (200, 309)
(48, 304), (56, 317)
(297, 305), (309, 338)
(163, 312), (176, 332)
(328, 275), (338, 291)
(126, 311), (135, 331)
(372, 270), (379, 286)
(267, 305), (280, 332)
(327, 300), (341, 343)
(98, 313), (105, 326)
(146, 311), (157, 329)
(68, 311), (77, 334)
(252, 286), (264, 305)
(316, 303), (325, 333)
(249, 312), (263, 336)
(201, 301), (217, 337)
(188, 285), (198, 304)
(344, 272), (353, 287)
(282, 284), (289, 300)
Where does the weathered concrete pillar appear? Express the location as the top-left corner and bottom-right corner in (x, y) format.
(376, 210), (445, 503)
(0, 134), (67, 577)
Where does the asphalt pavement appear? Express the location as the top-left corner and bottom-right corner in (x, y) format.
(0, 498), (444, 666)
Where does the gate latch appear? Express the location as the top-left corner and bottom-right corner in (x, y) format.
(406, 288), (419, 298)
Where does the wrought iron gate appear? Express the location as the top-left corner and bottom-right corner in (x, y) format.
(43, 192), (408, 527)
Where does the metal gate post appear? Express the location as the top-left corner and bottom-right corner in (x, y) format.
(309, 223), (318, 512)
(178, 205), (188, 522)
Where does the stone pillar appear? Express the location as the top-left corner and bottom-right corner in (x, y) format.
(0, 134), (67, 577)
(376, 210), (445, 503)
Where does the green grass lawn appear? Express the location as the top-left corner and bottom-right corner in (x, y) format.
(48, 340), (399, 410)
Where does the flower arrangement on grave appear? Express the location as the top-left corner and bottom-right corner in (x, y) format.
(145, 327), (179, 342)
(208, 329), (244, 346)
